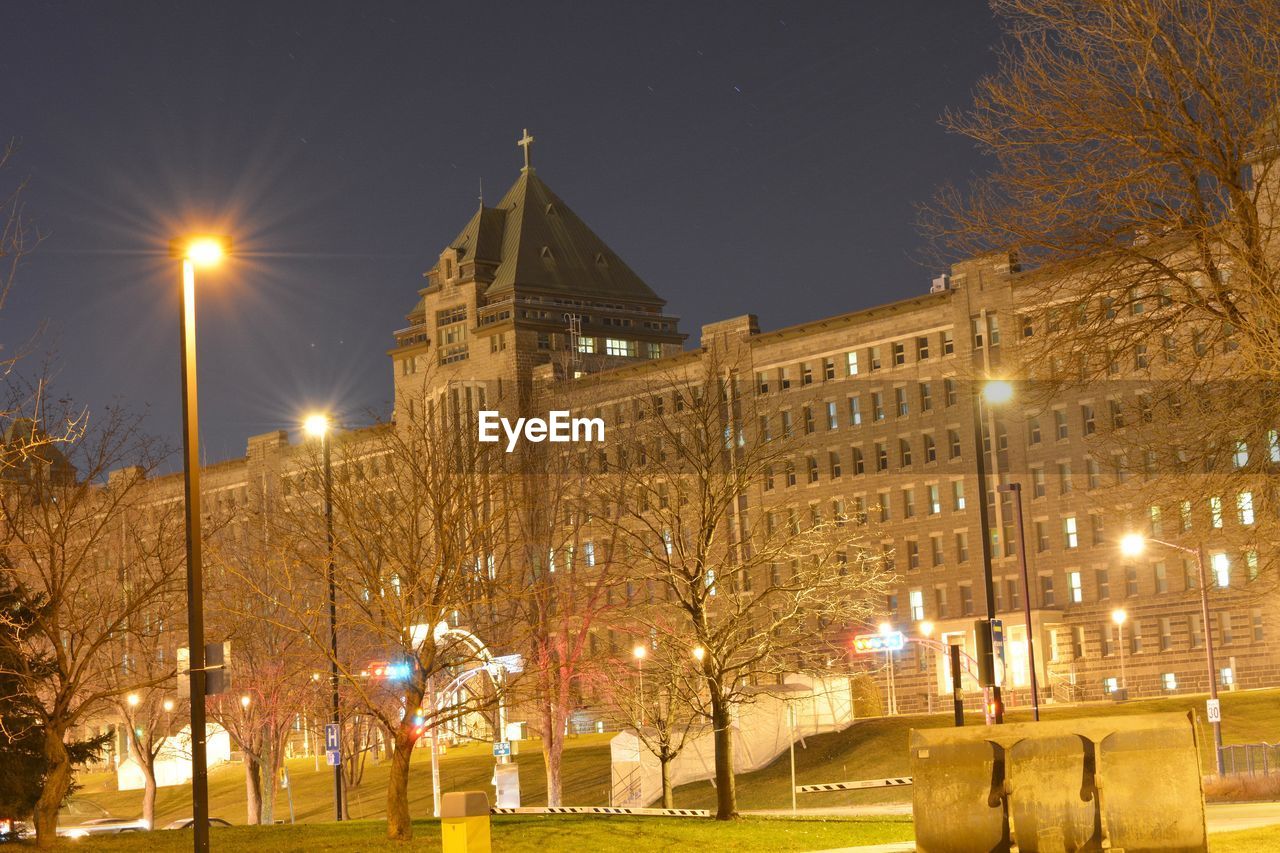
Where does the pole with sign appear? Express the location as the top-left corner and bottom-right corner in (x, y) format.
(324, 723), (342, 768)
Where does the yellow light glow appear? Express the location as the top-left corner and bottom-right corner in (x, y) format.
(1119, 533), (1146, 558)
(126, 693), (140, 707)
(633, 645), (647, 660)
(185, 237), (226, 267)
(983, 379), (1015, 405)
(692, 646), (706, 662)
(303, 413), (331, 438)
(1111, 608), (1127, 625)
(879, 622), (892, 636)
(240, 694), (252, 709)
(920, 620), (935, 638)
(162, 700), (175, 713)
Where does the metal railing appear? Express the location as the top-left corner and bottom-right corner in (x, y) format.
(1219, 742), (1280, 776)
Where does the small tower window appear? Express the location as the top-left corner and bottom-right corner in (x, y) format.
(595, 253), (609, 269)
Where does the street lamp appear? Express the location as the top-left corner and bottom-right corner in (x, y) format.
(1111, 608), (1128, 693)
(171, 234), (230, 853)
(879, 622), (897, 715)
(919, 621), (935, 714)
(304, 412), (342, 822)
(972, 378), (1014, 723)
(1119, 533), (1224, 772)
(692, 646), (706, 663)
(126, 693), (140, 708)
(240, 694), (252, 710)
(633, 645), (647, 726)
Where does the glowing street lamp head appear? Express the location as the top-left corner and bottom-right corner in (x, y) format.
(983, 379), (1015, 405)
(1119, 533), (1146, 558)
(172, 235), (231, 268)
(633, 645), (647, 660)
(692, 646), (706, 662)
(920, 620), (935, 638)
(1111, 608), (1127, 626)
(303, 413), (331, 438)
(240, 694), (252, 709)
(878, 622), (892, 636)
(126, 693), (140, 707)
(163, 699), (175, 713)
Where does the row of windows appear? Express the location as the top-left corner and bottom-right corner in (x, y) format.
(755, 329), (961, 394)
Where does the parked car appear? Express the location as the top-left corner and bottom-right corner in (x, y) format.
(163, 817), (232, 830)
(56, 799), (149, 839)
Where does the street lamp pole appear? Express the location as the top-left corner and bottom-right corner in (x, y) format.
(633, 645), (647, 726)
(1112, 609), (1128, 691)
(173, 236), (227, 853)
(305, 414), (341, 819)
(1119, 534), (1224, 772)
(1195, 543), (1225, 773)
(321, 425), (341, 820)
(998, 482), (1039, 721)
(970, 381), (1004, 723)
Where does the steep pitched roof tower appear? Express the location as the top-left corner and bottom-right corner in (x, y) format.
(390, 130), (685, 416)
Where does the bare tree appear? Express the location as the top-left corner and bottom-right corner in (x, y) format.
(235, 388), (508, 841)
(104, 649), (184, 828)
(498, 381), (625, 807)
(0, 394), (180, 847)
(598, 637), (701, 809)
(603, 348), (890, 819)
(924, 0), (1280, 579)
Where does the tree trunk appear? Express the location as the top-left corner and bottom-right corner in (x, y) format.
(141, 766), (157, 829)
(385, 731), (414, 841)
(33, 727), (70, 848)
(243, 758), (262, 825)
(259, 739), (277, 826)
(127, 735), (157, 829)
(542, 712), (564, 807)
(661, 756), (674, 809)
(709, 692), (737, 820)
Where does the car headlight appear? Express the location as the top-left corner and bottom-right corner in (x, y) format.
(65, 829), (89, 839)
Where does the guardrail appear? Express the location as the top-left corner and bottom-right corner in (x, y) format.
(491, 806), (710, 817)
(795, 777), (913, 794)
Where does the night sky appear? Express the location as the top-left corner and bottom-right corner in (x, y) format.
(3, 1), (1000, 465)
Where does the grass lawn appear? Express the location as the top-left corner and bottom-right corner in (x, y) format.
(71, 688), (1280, 826)
(674, 687), (1280, 811)
(74, 734), (613, 827)
(41, 815), (914, 852)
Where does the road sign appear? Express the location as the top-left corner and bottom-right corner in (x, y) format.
(325, 748), (341, 767)
(853, 631), (906, 653)
(493, 741), (512, 757)
(1206, 698), (1222, 723)
(990, 619), (1006, 662)
(325, 723), (340, 750)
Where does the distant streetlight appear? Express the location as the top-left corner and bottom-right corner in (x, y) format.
(1119, 533), (1223, 772)
(163, 699), (175, 713)
(303, 412), (342, 822)
(692, 646), (706, 663)
(879, 622), (897, 715)
(971, 377), (1012, 723)
(919, 622), (935, 714)
(240, 694), (251, 710)
(982, 379), (1015, 405)
(1112, 608), (1129, 693)
(633, 644), (646, 726)
(126, 693), (140, 708)
(170, 234), (230, 853)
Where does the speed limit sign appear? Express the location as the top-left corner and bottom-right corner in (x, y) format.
(1206, 698), (1222, 723)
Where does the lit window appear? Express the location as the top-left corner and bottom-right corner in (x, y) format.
(1069, 571), (1083, 603)
(1210, 496), (1224, 528)
(605, 338), (634, 357)
(1238, 492), (1255, 525)
(846, 351), (859, 375)
(1211, 552), (1230, 588)
(1234, 441), (1249, 468)
(577, 336), (596, 354)
(1063, 516), (1078, 549)
(1163, 672), (1177, 690)
(909, 589), (925, 621)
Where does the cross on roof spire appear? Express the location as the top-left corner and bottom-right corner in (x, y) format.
(518, 128), (535, 172)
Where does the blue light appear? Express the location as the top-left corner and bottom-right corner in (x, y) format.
(386, 662), (412, 681)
